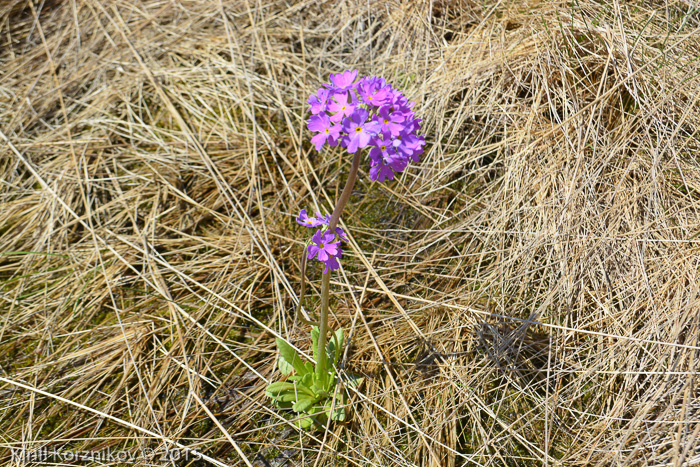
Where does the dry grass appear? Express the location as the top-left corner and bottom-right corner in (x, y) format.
(2, 0), (700, 465)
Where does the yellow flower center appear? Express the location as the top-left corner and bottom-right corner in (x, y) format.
(384, 119), (389, 124)
(381, 145), (386, 151)
(355, 127), (362, 133)
(325, 128), (329, 134)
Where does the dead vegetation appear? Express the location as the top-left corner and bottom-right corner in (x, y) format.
(2, 0), (700, 465)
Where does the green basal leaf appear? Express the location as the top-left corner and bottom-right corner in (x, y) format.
(269, 334), (360, 430)
(275, 400), (293, 409)
(276, 338), (309, 376)
(292, 394), (319, 413)
(304, 361), (314, 375)
(322, 398), (345, 422)
(327, 327), (344, 365)
(331, 406), (346, 421)
(327, 371), (336, 391)
(278, 354), (294, 375)
(301, 373), (313, 388)
(298, 414), (314, 430)
(273, 390), (302, 403)
(311, 385), (329, 399)
(296, 383), (318, 398)
(265, 381), (296, 397)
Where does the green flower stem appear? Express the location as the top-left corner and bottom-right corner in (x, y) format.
(316, 270), (331, 384)
(316, 150), (361, 384)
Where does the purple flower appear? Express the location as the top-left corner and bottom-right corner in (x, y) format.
(368, 135), (395, 164)
(342, 109), (381, 153)
(322, 255), (340, 274)
(307, 113), (341, 151)
(385, 152), (408, 172)
(369, 161), (396, 183)
(297, 209), (328, 228)
(368, 134), (410, 182)
(395, 133), (425, 162)
(391, 93), (413, 112)
(335, 226), (348, 242)
(328, 70), (358, 91)
(307, 88), (330, 115)
(357, 77), (392, 107)
(328, 91), (356, 123)
(377, 106), (406, 137)
(307, 230), (341, 262)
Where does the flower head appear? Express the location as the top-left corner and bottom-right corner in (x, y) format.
(368, 135), (394, 164)
(334, 226), (348, 242)
(306, 70), (424, 182)
(369, 161), (396, 183)
(322, 255), (340, 274)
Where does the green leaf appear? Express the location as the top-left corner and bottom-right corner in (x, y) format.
(310, 384), (329, 399)
(276, 338), (309, 376)
(298, 414), (315, 430)
(327, 370), (336, 391)
(275, 400), (293, 409)
(301, 373), (313, 388)
(327, 327), (344, 364)
(265, 381), (295, 397)
(278, 355), (294, 375)
(274, 390), (303, 403)
(292, 394), (319, 413)
(304, 361), (314, 375)
(330, 406), (346, 421)
(323, 398), (345, 421)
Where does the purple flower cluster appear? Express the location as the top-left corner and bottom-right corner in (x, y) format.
(296, 209), (348, 273)
(306, 70), (425, 182)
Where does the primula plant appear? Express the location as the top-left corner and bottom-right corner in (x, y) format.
(266, 70), (424, 429)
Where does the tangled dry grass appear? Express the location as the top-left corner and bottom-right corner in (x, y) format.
(2, 0), (700, 465)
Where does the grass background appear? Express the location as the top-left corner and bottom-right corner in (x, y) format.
(2, 0), (700, 465)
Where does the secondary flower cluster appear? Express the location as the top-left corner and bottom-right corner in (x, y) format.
(306, 70), (425, 183)
(297, 209), (348, 273)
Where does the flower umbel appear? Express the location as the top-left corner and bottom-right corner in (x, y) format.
(305, 71), (425, 183)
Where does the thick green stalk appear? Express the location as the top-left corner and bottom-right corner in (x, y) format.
(315, 150), (362, 384)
